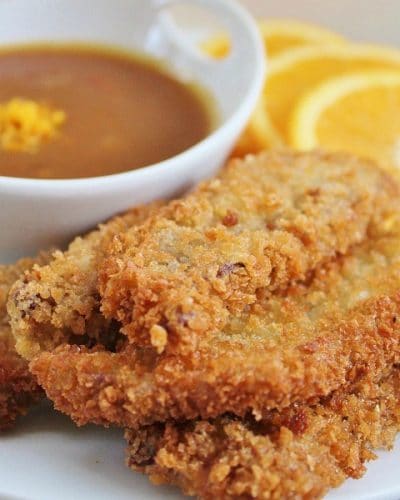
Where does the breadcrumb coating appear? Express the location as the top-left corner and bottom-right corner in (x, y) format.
(8, 203), (162, 360)
(29, 227), (400, 429)
(99, 151), (396, 355)
(0, 256), (48, 429)
(126, 368), (400, 500)
(26, 154), (400, 429)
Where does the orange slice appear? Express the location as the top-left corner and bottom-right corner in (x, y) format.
(259, 19), (346, 57)
(265, 44), (400, 142)
(289, 70), (400, 171)
(202, 19), (345, 59)
(231, 93), (283, 157)
(202, 20), (347, 155)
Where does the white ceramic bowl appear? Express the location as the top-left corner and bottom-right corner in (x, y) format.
(0, 0), (265, 262)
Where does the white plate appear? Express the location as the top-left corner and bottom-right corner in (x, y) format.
(1, 402), (399, 500)
(2, 1), (400, 499)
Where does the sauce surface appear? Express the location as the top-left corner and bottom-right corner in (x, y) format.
(0, 46), (213, 179)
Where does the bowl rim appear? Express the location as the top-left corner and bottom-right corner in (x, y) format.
(0, 0), (265, 194)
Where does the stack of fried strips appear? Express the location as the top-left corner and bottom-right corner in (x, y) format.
(6, 151), (400, 499)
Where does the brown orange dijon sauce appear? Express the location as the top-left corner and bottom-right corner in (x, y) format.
(0, 44), (216, 179)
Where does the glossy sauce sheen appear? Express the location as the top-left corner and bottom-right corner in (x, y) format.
(0, 47), (213, 179)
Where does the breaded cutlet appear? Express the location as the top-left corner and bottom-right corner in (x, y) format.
(12, 151), (391, 362)
(127, 367), (400, 500)
(8, 203), (162, 360)
(28, 216), (400, 429)
(99, 151), (396, 356)
(11, 151), (400, 430)
(0, 257), (48, 429)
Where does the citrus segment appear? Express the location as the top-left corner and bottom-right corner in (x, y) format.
(266, 44), (400, 141)
(202, 19), (346, 60)
(259, 19), (346, 57)
(289, 71), (400, 171)
(232, 94), (283, 157)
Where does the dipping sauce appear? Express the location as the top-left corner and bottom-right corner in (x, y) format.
(0, 46), (214, 179)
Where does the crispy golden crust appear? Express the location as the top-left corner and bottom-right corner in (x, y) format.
(99, 151), (397, 355)
(10, 151), (400, 430)
(0, 257), (48, 430)
(8, 203), (162, 360)
(30, 210), (400, 429)
(126, 368), (400, 500)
